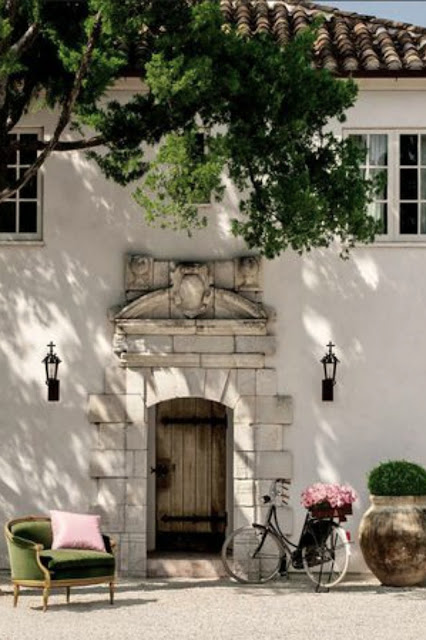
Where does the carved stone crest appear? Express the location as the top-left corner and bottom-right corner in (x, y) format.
(126, 255), (153, 291)
(235, 256), (262, 291)
(171, 263), (212, 318)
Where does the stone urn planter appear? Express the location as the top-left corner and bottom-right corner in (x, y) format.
(359, 460), (426, 587)
(359, 495), (426, 586)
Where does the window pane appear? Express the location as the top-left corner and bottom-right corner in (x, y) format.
(19, 171), (37, 199)
(400, 203), (418, 234)
(421, 135), (426, 166)
(400, 169), (418, 200)
(0, 201), (17, 232)
(19, 201), (37, 233)
(369, 134), (387, 166)
(6, 168), (17, 197)
(400, 134), (418, 165)
(351, 134), (367, 163)
(368, 202), (387, 234)
(421, 204), (426, 234)
(370, 168), (387, 200)
(19, 133), (38, 165)
(422, 169), (426, 200)
(6, 134), (17, 164)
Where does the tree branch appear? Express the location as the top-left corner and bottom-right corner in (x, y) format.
(10, 22), (39, 56)
(9, 135), (106, 152)
(0, 12), (103, 202)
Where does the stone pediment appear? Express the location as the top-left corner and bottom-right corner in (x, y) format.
(114, 286), (267, 321)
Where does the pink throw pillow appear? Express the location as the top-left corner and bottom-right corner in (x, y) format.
(50, 510), (106, 552)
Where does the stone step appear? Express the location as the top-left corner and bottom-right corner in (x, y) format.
(147, 553), (227, 578)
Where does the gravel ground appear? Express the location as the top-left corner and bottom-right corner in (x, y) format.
(0, 574), (425, 640)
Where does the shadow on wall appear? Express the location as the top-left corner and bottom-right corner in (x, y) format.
(0, 145), (248, 566)
(265, 245), (426, 568)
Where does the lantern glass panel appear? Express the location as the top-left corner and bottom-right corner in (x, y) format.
(47, 360), (57, 380)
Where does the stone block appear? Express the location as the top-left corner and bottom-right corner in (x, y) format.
(126, 368), (150, 395)
(90, 504), (125, 533)
(234, 480), (256, 507)
(153, 260), (170, 289)
(97, 479), (127, 508)
(97, 424), (126, 450)
(233, 506), (256, 529)
(173, 335), (234, 353)
(234, 396), (256, 423)
(214, 260), (235, 290)
(235, 336), (276, 355)
(256, 369), (277, 396)
(253, 424), (284, 451)
(255, 451), (292, 479)
(90, 451), (128, 478)
(256, 396), (293, 424)
(204, 368), (230, 403)
(235, 256), (263, 291)
(126, 395), (146, 424)
(120, 539), (129, 573)
(233, 450), (255, 479)
(125, 506), (146, 533)
(126, 478), (146, 506)
(122, 353), (200, 368)
(237, 369), (256, 396)
(234, 423), (284, 452)
(126, 423), (148, 450)
(132, 451), (148, 478)
(147, 367), (205, 406)
(127, 335), (173, 354)
(121, 319), (196, 335)
(104, 367), (126, 394)
(220, 369), (239, 408)
(201, 354), (264, 369)
(128, 538), (147, 577)
(195, 319), (267, 335)
(88, 395), (127, 424)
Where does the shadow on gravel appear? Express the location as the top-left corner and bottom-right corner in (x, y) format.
(29, 598), (158, 612)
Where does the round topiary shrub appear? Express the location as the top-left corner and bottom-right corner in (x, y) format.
(367, 460), (426, 496)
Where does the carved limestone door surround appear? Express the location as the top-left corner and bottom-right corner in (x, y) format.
(88, 256), (293, 576)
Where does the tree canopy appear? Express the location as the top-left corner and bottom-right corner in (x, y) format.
(0, 0), (379, 257)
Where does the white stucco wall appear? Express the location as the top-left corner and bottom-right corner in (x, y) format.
(1, 80), (425, 571)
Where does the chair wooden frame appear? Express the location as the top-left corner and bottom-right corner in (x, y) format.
(5, 516), (116, 612)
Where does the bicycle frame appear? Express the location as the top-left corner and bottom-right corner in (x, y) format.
(253, 484), (340, 574)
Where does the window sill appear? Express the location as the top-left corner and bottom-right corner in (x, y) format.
(358, 240), (426, 248)
(0, 240), (44, 247)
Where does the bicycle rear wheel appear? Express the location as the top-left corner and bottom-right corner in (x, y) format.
(302, 524), (350, 588)
(221, 525), (283, 584)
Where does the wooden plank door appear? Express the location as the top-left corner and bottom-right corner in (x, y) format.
(155, 398), (227, 552)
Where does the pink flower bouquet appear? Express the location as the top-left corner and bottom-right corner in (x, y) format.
(301, 483), (357, 519)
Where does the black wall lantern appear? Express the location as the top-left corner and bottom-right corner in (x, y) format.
(43, 342), (61, 402)
(321, 342), (339, 402)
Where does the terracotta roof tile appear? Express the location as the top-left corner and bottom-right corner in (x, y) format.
(219, 1), (426, 75)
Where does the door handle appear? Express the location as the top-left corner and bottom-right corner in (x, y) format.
(150, 464), (169, 477)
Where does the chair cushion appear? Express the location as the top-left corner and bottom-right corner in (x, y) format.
(50, 510), (105, 552)
(40, 549), (115, 572)
(11, 520), (52, 549)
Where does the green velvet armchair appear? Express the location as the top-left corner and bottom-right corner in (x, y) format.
(4, 516), (116, 611)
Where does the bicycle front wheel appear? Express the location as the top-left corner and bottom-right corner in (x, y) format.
(222, 525), (283, 584)
(302, 524), (350, 588)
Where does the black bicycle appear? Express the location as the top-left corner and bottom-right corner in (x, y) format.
(221, 479), (350, 589)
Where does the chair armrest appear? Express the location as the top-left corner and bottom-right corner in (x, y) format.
(102, 534), (116, 555)
(8, 534), (43, 551)
(5, 535), (47, 581)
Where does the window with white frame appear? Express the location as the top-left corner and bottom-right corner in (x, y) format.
(0, 130), (42, 240)
(347, 130), (426, 242)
